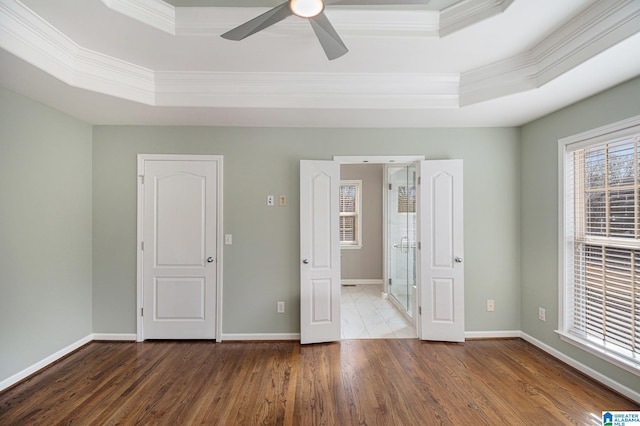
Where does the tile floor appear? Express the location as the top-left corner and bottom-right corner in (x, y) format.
(341, 284), (416, 339)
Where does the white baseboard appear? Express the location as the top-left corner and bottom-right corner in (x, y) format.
(0, 334), (93, 392)
(465, 330), (521, 339)
(520, 332), (640, 404)
(220, 333), (301, 341)
(341, 279), (383, 286)
(92, 333), (137, 341)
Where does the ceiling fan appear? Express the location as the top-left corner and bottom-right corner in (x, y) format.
(221, 0), (430, 60)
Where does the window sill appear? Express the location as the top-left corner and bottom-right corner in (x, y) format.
(555, 330), (640, 377)
(340, 245), (362, 250)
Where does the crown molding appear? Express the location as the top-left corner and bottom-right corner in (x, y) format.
(102, 0), (515, 38)
(439, 0), (514, 36)
(154, 72), (460, 108)
(533, 0), (640, 87)
(3, 0), (640, 111)
(101, 0), (175, 34)
(0, 1), (155, 104)
(0, 2), (456, 109)
(175, 7), (440, 37)
(460, 0), (640, 106)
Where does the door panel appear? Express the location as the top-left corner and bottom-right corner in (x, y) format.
(312, 279), (332, 322)
(155, 278), (204, 319)
(142, 159), (218, 339)
(432, 172), (454, 268)
(155, 173), (206, 266)
(418, 160), (464, 342)
(300, 160), (341, 344)
(432, 278), (454, 322)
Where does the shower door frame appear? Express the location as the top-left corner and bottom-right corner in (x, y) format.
(385, 163), (418, 323)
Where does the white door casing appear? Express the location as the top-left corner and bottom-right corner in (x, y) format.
(300, 160), (341, 344)
(418, 160), (465, 342)
(137, 155), (223, 341)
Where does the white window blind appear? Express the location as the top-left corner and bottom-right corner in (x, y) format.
(563, 131), (640, 369)
(339, 180), (362, 247)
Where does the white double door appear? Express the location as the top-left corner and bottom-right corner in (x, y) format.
(300, 160), (464, 344)
(138, 155), (222, 340)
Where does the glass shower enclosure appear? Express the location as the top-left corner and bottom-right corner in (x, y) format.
(387, 164), (417, 318)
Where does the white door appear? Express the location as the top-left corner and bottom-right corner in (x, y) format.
(418, 160), (465, 342)
(139, 157), (220, 339)
(300, 160), (341, 344)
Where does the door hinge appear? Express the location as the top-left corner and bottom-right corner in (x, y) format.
(388, 278), (392, 286)
(417, 176), (421, 185)
(139, 175), (145, 184)
(141, 307), (144, 316)
(419, 306), (422, 315)
(388, 183), (392, 190)
(141, 241), (144, 251)
(417, 241), (421, 250)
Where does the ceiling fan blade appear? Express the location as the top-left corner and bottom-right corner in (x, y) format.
(221, 2), (292, 41)
(325, 0), (429, 4)
(309, 13), (348, 60)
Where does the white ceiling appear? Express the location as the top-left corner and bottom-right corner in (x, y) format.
(1, 0), (639, 127)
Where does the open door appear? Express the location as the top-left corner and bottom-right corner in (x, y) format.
(418, 160), (465, 342)
(300, 160), (341, 344)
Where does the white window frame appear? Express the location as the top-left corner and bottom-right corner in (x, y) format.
(557, 115), (640, 376)
(340, 180), (362, 249)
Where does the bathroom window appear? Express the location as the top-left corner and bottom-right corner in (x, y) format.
(339, 180), (362, 248)
(397, 185), (416, 213)
(559, 116), (640, 375)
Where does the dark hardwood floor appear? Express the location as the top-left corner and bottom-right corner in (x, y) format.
(0, 339), (637, 425)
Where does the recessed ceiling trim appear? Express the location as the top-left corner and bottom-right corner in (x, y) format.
(154, 71), (460, 108)
(102, 0), (509, 37)
(0, 1), (156, 104)
(101, 0), (176, 34)
(460, 0), (640, 105)
(175, 7), (440, 37)
(533, 0), (640, 86)
(439, 0), (513, 36)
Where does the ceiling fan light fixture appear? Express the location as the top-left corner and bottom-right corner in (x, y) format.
(290, 0), (324, 18)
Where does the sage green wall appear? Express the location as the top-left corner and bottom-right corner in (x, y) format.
(520, 76), (640, 393)
(92, 126), (521, 334)
(340, 164), (384, 281)
(0, 87), (92, 383)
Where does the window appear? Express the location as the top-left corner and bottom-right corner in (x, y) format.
(339, 180), (362, 248)
(559, 116), (640, 375)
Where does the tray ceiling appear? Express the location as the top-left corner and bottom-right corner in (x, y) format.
(0, 0), (639, 127)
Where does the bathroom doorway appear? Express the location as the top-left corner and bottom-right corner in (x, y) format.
(301, 156), (465, 344)
(338, 158), (421, 338)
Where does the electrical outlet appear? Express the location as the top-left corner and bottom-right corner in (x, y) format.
(486, 299), (495, 312)
(538, 307), (546, 322)
(277, 301), (285, 313)
(267, 195), (275, 207)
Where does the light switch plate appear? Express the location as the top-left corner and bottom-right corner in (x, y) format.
(225, 234), (232, 245)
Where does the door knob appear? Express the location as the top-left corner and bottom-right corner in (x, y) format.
(455, 257), (463, 263)
(207, 257), (214, 263)
(302, 259), (309, 264)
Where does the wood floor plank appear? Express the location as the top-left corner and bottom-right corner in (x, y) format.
(0, 339), (637, 425)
